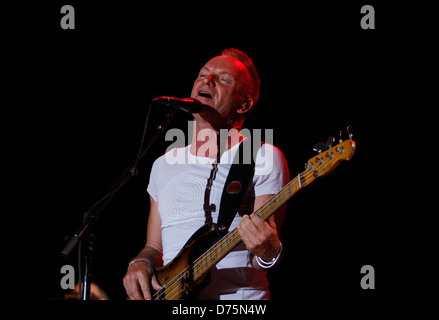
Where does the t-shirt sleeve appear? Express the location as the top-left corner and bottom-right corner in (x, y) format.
(146, 159), (159, 202)
(253, 144), (290, 197)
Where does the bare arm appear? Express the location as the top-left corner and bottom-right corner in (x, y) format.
(123, 196), (163, 300)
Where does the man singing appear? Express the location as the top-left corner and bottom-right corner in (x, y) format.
(123, 48), (289, 300)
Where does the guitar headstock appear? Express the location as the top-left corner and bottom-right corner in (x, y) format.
(300, 138), (356, 187)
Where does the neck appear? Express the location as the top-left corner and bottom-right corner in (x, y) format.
(190, 120), (244, 160)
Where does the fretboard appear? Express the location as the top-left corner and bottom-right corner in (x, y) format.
(191, 173), (304, 279)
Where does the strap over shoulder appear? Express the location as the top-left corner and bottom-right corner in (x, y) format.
(217, 139), (264, 233)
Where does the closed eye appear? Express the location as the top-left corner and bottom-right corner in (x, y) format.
(220, 77), (231, 84)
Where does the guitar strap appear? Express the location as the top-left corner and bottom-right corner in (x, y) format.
(216, 139), (263, 234)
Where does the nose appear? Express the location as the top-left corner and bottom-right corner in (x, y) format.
(203, 75), (215, 87)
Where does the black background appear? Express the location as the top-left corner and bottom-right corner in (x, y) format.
(3, 2), (437, 300)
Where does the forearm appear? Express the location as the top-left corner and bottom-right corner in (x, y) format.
(131, 245), (163, 269)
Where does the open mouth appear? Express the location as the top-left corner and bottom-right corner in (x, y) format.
(198, 90), (212, 99)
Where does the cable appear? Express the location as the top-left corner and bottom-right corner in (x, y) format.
(130, 100), (154, 176)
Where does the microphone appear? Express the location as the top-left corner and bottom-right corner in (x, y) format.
(152, 96), (202, 113)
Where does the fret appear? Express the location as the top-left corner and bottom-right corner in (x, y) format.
(154, 139), (355, 300)
(193, 159), (322, 278)
(254, 177), (300, 222)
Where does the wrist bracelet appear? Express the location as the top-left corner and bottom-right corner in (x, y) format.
(127, 258), (154, 271)
(256, 242), (283, 269)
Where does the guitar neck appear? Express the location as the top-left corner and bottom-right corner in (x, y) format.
(154, 138), (355, 299)
(254, 174), (302, 221)
(192, 174), (302, 277)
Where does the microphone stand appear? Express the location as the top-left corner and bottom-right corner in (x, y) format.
(60, 103), (177, 300)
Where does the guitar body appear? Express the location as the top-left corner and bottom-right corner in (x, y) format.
(154, 223), (222, 300)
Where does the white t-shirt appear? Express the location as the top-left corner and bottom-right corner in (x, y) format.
(147, 141), (290, 300)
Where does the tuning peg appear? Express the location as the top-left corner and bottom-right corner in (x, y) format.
(347, 125), (353, 140)
(325, 137), (335, 149)
(313, 136), (335, 154)
(338, 126), (354, 142)
(313, 142), (326, 153)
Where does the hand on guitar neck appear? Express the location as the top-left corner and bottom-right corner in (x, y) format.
(122, 138), (355, 300)
(237, 195), (286, 268)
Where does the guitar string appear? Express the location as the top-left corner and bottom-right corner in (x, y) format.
(154, 155), (329, 300)
(154, 152), (338, 300)
(154, 177), (300, 300)
(153, 170), (306, 300)
(191, 146), (350, 271)
(152, 177), (299, 301)
(153, 146), (349, 299)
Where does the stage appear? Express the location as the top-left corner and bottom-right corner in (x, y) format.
(3, 2), (436, 301)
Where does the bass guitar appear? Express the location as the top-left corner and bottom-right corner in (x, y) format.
(153, 134), (356, 300)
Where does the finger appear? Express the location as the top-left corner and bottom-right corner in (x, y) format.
(263, 215), (278, 231)
(248, 215), (278, 240)
(129, 289), (145, 301)
(249, 215), (267, 230)
(138, 275), (153, 300)
(240, 215), (276, 243)
(151, 274), (163, 291)
(239, 215), (256, 232)
(240, 215), (265, 238)
(123, 275), (145, 300)
(237, 215), (252, 238)
(238, 216), (259, 248)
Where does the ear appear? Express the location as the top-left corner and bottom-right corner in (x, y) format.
(237, 96), (254, 114)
